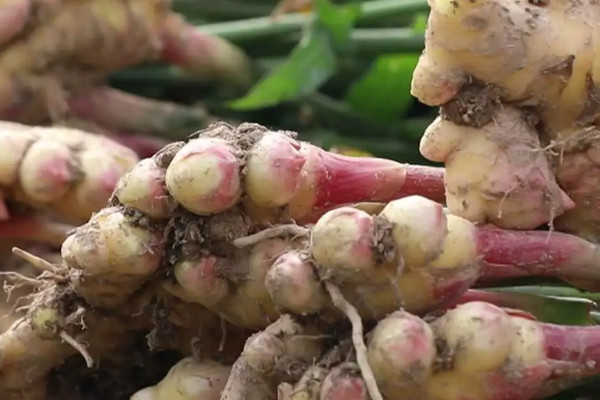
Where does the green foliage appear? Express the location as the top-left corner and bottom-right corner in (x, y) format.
(411, 12), (428, 33)
(344, 53), (419, 121)
(227, 26), (337, 110)
(228, 0), (360, 110)
(480, 288), (598, 325)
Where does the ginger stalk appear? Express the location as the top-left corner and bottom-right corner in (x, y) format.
(114, 122), (446, 224)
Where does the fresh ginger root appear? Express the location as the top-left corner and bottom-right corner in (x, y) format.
(411, 0), (600, 131)
(0, 121), (139, 227)
(0, 121), (138, 249)
(411, 0), (600, 238)
(0, 0), (251, 139)
(173, 193), (600, 331)
(420, 104), (574, 229)
(367, 302), (600, 400)
(220, 314), (325, 400)
(113, 122), (445, 224)
(131, 357), (232, 400)
(97, 123), (600, 326)
(11, 120), (600, 399)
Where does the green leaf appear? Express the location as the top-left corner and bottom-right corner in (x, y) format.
(478, 288), (597, 325)
(314, 0), (361, 51)
(492, 285), (600, 303)
(411, 12), (428, 33)
(228, 0), (362, 110)
(344, 53), (419, 121)
(227, 24), (337, 110)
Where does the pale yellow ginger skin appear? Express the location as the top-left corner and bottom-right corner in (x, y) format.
(244, 131), (306, 208)
(421, 107), (574, 229)
(0, 121), (138, 223)
(413, 0), (600, 236)
(367, 311), (437, 399)
(553, 144), (600, 240)
(310, 196), (480, 319)
(114, 158), (175, 219)
(165, 138), (241, 215)
(61, 207), (163, 307)
(173, 238), (292, 329)
(412, 0), (600, 136)
(346, 212), (480, 318)
(310, 207), (378, 281)
(426, 302), (549, 400)
(361, 302), (552, 400)
(432, 302), (514, 374)
(378, 195), (448, 267)
(265, 251), (327, 316)
(130, 357), (232, 400)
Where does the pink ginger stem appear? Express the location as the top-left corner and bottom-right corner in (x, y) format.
(159, 13), (253, 88)
(476, 227), (600, 288)
(290, 145), (446, 223)
(68, 87), (208, 138)
(107, 132), (167, 159)
(542, 323), (600, 378)
(0, 215), (73, 245)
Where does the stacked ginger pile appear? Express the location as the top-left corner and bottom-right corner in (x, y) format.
(3, 1), (600, 400)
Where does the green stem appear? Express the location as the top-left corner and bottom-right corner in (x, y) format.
(305, 92), (432, 141)
(109, 26), (425, 85)
(199, 0), (428, 42)
(351, 28), (424, 54)
(240, 28), (424, 57)
(173, 0), (272, 21)
(487, 285), (600, 303)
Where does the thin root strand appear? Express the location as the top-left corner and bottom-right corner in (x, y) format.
(0, 271), (41, 287)
(59, 331), (94, 368)
(233, 224), (309, 248)
(11, 247), (65, 279)
(324, 281), (383, 400)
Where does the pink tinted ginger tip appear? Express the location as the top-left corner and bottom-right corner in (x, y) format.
(176, 256), (225, 294)
(0, 0), (31, 46)
(321, 367), (369, 400)
(166, 138), (241, 215)
(20, 145), (74, 202)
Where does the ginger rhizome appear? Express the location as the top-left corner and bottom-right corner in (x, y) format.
(0, 121), (138, 248)
(0, 0), (251, 141)
(412, 0), (600, 239)
(366, 302), (600, 400)
(4, 122), (600, 400)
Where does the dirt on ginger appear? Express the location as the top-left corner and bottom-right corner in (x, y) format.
(420, 104), (574, 229)
(114, 122), (445, 226)
(365, 302), (600, 400)
(412, 0), (600, 239)
(9, 120), (600, 400)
